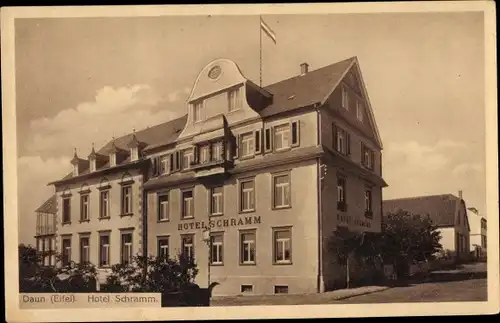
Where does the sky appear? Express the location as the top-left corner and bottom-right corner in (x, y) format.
(15, 12), (486, 245)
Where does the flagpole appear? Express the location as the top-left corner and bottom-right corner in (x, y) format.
(259, 15), (262, 87)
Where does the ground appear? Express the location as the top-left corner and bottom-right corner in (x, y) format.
(210, 262), (487, 306)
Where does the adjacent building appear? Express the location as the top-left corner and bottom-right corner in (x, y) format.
(42, 56), (387, 296)
(34, 195), (57, 266)
(383, 192), (471, 260)
(467, 207), (487, 259)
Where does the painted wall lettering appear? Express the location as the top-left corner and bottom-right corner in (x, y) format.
(177, 216), (261, 231)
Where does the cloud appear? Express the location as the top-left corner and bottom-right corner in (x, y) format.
(24, 85), (188, 158)
(383, 139), (485, 214)
(452, 163), (483, 175)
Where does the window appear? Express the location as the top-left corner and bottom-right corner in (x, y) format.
(241, 285), (253, 293)
(240, 230), (256, 264)
(274, 124), (290, 151)
(333, 125), (350, 155)
(361, 143), (375, 170)
(210, 233), (224, 265)
(121, 232), (133, 265)
(210, 186), (224, 215)
(181, 235), (194, 259)
(73, 165), (78, 177)
(264, 128), (272, 152)
(274, 286), (289, 294)
(240, 179), (255, 212)
(211, 142), (223, 161)
(200, 145), (210, 164)
(80, 194), (89, 221)
(273, 228), (292, 264)
(62, 237), (71, 266)
(342, 86), (349, 110)
(240, 133), (255, 158)
(337, 177), (347, 211)
(110, 154), (117, 167)
(131, 147), (139, 161)
(182, 190), (194, 219)
(121, 185), (132, 215)
(228, 87), (241, 112)
(160, 155), (170, 175)
(158, 194), (169, 221)
(254, 130), (261, 154)
(80, 236), (90, 264)
(157, 237), (169, 260)
(90, 159), (96, 172)
(99, 191), (110, 218)
(273, 173), (291, 209)
(356, 100), (364, 122)
(182, 149), (194, 170)
(291, 121), (300, 147)
(364, 188), (373, 218)
(62, 198), (71, 223)
(193, 101), (203, 123)
(99, 233), (110, 267)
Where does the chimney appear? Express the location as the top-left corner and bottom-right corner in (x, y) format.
(458, 190), (463, 199)
(300, 62), (309, 76)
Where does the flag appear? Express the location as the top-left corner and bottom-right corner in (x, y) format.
(260, 17), (276, 44)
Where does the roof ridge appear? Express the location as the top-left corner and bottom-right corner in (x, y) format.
(384, 193), (456, 202)
(263, 56), (356, 89)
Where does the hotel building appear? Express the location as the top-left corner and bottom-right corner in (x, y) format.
(40, 56), (387, 296)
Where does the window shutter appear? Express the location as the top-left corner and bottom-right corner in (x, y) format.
(152, 157), (158, 176)
(169, 154), (174, 172)
(234, 135), (240, 159)
(264, 128), (272, 153)
(193, 145), (199, 164)
(291, 120), (300, 147)
(370, 150), (375, 170)
(255, 129), (262, 154)
(332, 124), (338, 151)
(346, 132), (351, 155)
(361, 143), (365, 165)
(176, 151), (181, 171)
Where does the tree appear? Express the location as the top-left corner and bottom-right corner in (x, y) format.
(18, 243), (98, 293)
(105, 253), (199, 293)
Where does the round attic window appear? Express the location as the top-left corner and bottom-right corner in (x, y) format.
(208, 65), (222, 79)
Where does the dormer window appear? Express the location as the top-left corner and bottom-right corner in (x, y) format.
(131, 147), (139, 162)
(90, 159), (97, 172)
(73, 165), (79, 177)
(110, 153), (117, 167)
(342, 86), (349, 110)
(356, 100), (364, 122)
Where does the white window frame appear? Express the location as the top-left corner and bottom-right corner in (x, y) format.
(274, 228), (292, 264)
(200, 145), (211, 164)
(130, 147), (139, 161)
(160, 155), (170, 175)
(158, 194), (169, 221)
(342, 85), (349, 110)
(182, 190), (194, 219)
(364, 188), (372, 212)
(356, 100), (364, 122)
(240, 179), (255, 213)
(121, 232), (133, 265)
(193, 101), (204, 123)
(80, 237), (90, 263)
(62, 238), (72, 265)
(228, 87), (241, 112)
(109, 153), (117, 167)
(182, 149), (194, 170)
(182, 235), (194, 259)
(240, 231), (256, 264)
(99, 190), (110, 218)
(99, 233), (110, 267)
(336, 128), (345, 154)
(211, 186), (224, 216)
(210, 233), (224, 265)
(240, 133), (255, 158)
(80, 194), (89, 221)
(274, 123), (291, 151)
(121, 185), (132, 215)
(157, 237), (169, 260)
(337, 177), (346, 203)
(211, 141), (223, 161)
(273, 173), (291, 209)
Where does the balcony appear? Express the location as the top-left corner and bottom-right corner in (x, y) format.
(191, 157), (234, 179)
(36, 225), (56, 236)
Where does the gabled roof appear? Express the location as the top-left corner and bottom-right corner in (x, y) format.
(35, 195), (57, 214)
(260, 57), (355, 118)
(383, 194), (462, 227)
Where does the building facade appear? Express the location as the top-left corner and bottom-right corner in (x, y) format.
(142, 58), (386, 296)
(467, 207), (487, 259)
(383, 192), (471, 260)
(34, 195), (57, 266)
(43, 57), (387, 295)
